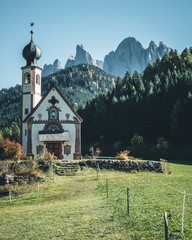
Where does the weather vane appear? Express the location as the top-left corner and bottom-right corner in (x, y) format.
(30, 22), (34, 39)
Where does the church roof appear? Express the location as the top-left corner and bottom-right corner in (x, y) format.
(24, 84), (83, 123)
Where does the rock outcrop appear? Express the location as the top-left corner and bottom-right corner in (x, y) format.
(103, 37), (171, 77)
(42, 59), (63, 77)
(65, 56), (75, 68)
(65, 44), (103, 69)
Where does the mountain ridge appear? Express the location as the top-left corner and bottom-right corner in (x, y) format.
(103, 37), (171, 76)
(42, 37), (171, 78)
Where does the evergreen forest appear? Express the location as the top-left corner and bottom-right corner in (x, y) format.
(78, 48), (192, 159)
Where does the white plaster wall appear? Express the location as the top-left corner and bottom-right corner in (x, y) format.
(31, 123), (45, 157)
(62, 124), (76, 160)
(23, 83), (31, 93)
(31, 88), (78, 121)
(33, 94), (41, 108)
(34, 68), (41, 95)
(34, 68), (42, 107)
(22, 94), (31, 120)
(35, 84), (41, 93)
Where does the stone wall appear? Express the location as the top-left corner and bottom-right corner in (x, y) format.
(78, 159), (163, 173)
(0, 161), (40, 186)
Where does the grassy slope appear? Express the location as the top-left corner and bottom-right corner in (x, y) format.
(0, 162), (192, 240)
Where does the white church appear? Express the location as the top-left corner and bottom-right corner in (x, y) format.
(21, 31), (82, 160)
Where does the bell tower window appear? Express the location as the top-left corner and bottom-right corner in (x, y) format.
(36, 74), (40, 84)
(24, 72), (30, 84)
(49, 107), (58, 120)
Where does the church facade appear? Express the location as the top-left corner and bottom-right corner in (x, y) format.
(21, 31), (82, 160)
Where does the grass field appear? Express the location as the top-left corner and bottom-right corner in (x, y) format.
(0, 161), (192, 240)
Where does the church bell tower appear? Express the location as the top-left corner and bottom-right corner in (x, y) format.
(21, 30), (42, 147)
(21, 30), (42, 120)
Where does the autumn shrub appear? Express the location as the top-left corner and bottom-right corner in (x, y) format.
(116, 150), (130, 160)
(0, 138), (23, 161)
(36, 150), (57, 161)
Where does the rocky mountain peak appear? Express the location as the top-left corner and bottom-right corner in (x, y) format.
(103, 38), (171, 77)
(149, 41), (155, 46)
(64, 45), (103, 69)
(75, 44), (94, 65)
(42, 59), (63, 77)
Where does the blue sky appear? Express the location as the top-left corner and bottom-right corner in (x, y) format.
(0, 0), (192, 89)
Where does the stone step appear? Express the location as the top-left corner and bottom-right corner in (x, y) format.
(54, 163), (80, 176)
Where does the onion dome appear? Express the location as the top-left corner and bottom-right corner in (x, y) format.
(22, 31), (42, 66)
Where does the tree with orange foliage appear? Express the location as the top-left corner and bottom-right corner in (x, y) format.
(0, 138), (23, 161)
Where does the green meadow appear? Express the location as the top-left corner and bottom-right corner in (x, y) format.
(0, 162), (192, 240)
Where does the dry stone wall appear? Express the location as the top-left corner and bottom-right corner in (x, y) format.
(79, 160), (163, 173)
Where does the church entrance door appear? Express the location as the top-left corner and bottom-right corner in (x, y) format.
(46, 142), (62, 159)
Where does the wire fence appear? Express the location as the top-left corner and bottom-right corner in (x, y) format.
(1, 165), (192, 239)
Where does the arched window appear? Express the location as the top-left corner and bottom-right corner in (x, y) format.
(49, 107), (58, 120)
(43, 121), (63, 133)
(24, 73), (30, 84)
(46, 124), (61, 133)
(36, 74), (40, 84)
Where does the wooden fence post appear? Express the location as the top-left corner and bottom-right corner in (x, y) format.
(106, 179), (108, 198)
(181, 190), (186, 234)
(97, 163), (100, 172)
(146, 173), (149, 186)
(164, 212), (168, 240)
(9, 190), (12, 205)
(37, 181), (39, 199)
(127, 188), (130, 215)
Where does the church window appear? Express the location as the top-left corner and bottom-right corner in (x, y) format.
(36, 74), (40, 84)
(36, 145), (44, 155)
(25, 108), (29, 115)
(64, 145), (71, 155)
(49, 107), (58, 120)
(24, 73), (30, 84)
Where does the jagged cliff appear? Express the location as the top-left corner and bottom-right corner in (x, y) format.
(65, 44), (103, 69)
(42, 37), (171, 78)
(103, 37), (171, 76)
(42, 59), (63, 77)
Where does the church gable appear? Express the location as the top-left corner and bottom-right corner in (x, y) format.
(24, 85), (82, 123)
